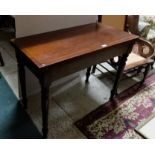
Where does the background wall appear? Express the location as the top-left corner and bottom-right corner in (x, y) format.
(15, 15), (97, 38)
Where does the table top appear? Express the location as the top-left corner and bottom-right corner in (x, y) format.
(12, 23), (138, 68)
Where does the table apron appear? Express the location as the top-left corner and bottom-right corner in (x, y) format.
(44, 42), (132, 82)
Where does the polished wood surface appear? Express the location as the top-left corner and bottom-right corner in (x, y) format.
(12, 23), (137, 68)
(11, 23), (138, 138)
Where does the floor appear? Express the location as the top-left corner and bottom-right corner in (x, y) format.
(0, 72), (42, 138)
(1, 39), (155, 138)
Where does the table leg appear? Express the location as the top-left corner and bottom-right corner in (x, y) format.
(17, 61), (27, 109)
(85, 67), (92, 83)
(140, 63), (151, 85)
(40, 79), (50, 138)
(92, 65), (97, 73)
(110, 52), (129, 100)
(0, 52), (4, 66)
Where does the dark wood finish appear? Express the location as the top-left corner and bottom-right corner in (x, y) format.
(89, 16), (101, 74)
(16, 50), (27, 108)
(92, 65), (97, 74)
(98, 15), (102, 22)
(85, 67), (92, 83)
(12, 23), (137, 68)
(39, 76), (50, 139)
(0, 15), (15, 39)
(94, 16), (154, 89)
(0, 52), (4, 66)
(124, 15), (139, 35)
(140, 64), (151, 85)
(11, 23), (138, 138)
(110, 44), (133, 100)
(0, 15), (15, 29)
(120, 16), (154, 84)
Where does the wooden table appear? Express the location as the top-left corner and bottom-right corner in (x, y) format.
(11, 23), (138, 138)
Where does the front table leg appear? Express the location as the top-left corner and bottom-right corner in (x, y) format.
(0, 52), (4, 66)
(110, 52), (130, 100)
(85, 67), (92, 83)
(40, 78), (50, 138)
(17, 61), (27, 109)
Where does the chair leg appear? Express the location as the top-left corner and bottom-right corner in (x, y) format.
(151, 61), (154, 69)
(92, 65), (97, 73)
(140, 64), (150, 85)
(0, 52), (4, 66)
(85, 67), (92, 83)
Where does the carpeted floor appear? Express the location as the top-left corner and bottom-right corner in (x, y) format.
(0, 72), (42, 139)
(75, 74), (155, 139)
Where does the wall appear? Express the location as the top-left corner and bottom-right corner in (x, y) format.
(15, 15), (97, 38)
(15, 15), (97, 96)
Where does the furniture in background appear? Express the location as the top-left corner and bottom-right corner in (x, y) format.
(11, 23), (138, 138)
(0, 15), (15, 66)
(101, 15), (126, 30)
(0, 15), (15, 33)
(123, 15), (155, 66)
(138, 15), (155, 65)
(139, 16), (155, 43)
(92, 15), (155, 87)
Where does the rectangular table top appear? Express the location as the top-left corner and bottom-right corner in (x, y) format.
(11, 23), (138, 68)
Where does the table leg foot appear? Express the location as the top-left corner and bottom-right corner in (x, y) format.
(17, 100), (27, 109)
(42, 128), (48, 139)
(22, 99), (28, 109)
(110, 92), (115, 101)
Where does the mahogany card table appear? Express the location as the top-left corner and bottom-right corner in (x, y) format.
(11, 23), (138, 138)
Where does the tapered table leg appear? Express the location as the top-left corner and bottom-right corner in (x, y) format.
(17, 60), (27, 109)
(0, 52), (4, 66)
(141, 63), (151, 85)
(92, 65), (97, 73)
(110, 44), (133, 100)
(40, 78), (50, 138)
(85, 67), (92, 83)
